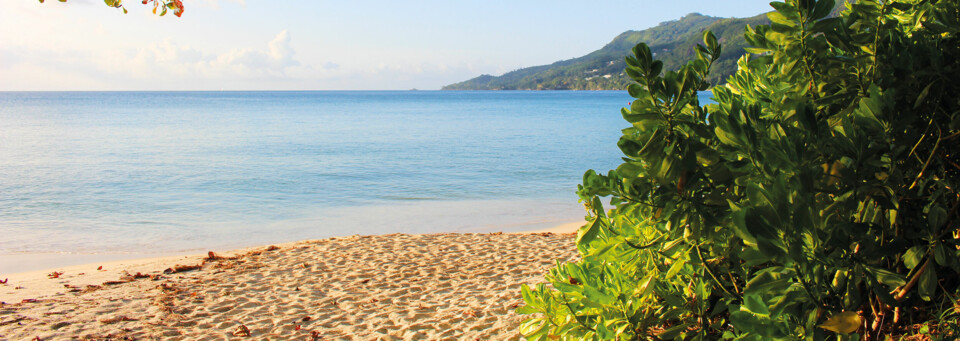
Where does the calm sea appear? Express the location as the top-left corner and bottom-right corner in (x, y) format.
(0, 91), (713, 273)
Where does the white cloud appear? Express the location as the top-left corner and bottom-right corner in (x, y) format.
(0, 14), (505, 91)
(121, 30), (305, 80)
(0, 29), (316, 90)
(0, 0), (522, 90)
(214, 30), (299, 73)
(136, 40), (205, 65)
(268, 30), (295, 64)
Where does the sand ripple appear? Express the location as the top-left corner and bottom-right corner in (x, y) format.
(1, 232), (577, 340)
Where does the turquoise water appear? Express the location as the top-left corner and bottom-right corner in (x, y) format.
(0, 91), (712, 272)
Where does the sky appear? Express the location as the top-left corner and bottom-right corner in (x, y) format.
(1, 0), (775, 91)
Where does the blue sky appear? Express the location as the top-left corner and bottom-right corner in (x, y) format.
(1, 0), (775, 90)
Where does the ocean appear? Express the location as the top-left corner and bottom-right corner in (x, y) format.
(0, 90), (713, 273)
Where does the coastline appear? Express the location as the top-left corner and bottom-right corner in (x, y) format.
(0, 199), (588, 275)
(0, 222), (583, 339)
(2, 221), (583, 303)
(510, 220), (583, 235)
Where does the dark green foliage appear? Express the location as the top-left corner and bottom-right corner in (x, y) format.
(519, 0), (960, 340)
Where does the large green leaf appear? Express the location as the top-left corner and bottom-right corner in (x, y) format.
(903, 246), (926, 270)
(919, 266), (938, 301)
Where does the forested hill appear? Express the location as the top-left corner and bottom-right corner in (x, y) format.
(444, 1), (855, 91)
(443, 12), (767, 90)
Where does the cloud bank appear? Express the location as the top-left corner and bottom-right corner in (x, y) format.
(2, 30), (321, 90)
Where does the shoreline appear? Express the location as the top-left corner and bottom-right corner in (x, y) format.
(0, 217), (585, 275)
(1, 221), (583, 303)
(0, 224), (582, 339)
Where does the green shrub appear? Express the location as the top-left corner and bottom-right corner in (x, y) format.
(519, 0), (960, 340)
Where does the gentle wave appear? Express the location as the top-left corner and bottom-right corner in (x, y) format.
(0, 90), (714, 272)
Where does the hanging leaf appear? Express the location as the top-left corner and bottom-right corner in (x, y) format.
(818, 311), (862, 334)
(919, 266), (938, 301)
(904, 246), (926, 270)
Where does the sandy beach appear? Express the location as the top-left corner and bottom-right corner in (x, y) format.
(0, 223), (581, 340)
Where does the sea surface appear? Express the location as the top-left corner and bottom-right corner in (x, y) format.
(0, 90), (713, 273)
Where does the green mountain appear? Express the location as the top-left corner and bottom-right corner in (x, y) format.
(443, 0), (854, 91)
(442, 12), (768, 90)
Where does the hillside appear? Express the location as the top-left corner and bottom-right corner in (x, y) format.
(443, 12), (767, 90)
(443, 0), (856, 91)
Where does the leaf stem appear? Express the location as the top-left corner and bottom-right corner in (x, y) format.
(695, 244), (735, 297)
(797, 3), (822, 102)
(794, 264), (824, 307)
(868, 2), (888, 84)
(559, 292), (596, 332)
(908, 128), (942, 191)
(893, 257), (931, 301)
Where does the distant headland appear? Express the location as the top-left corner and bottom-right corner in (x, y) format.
(443, 3), (847, 90)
